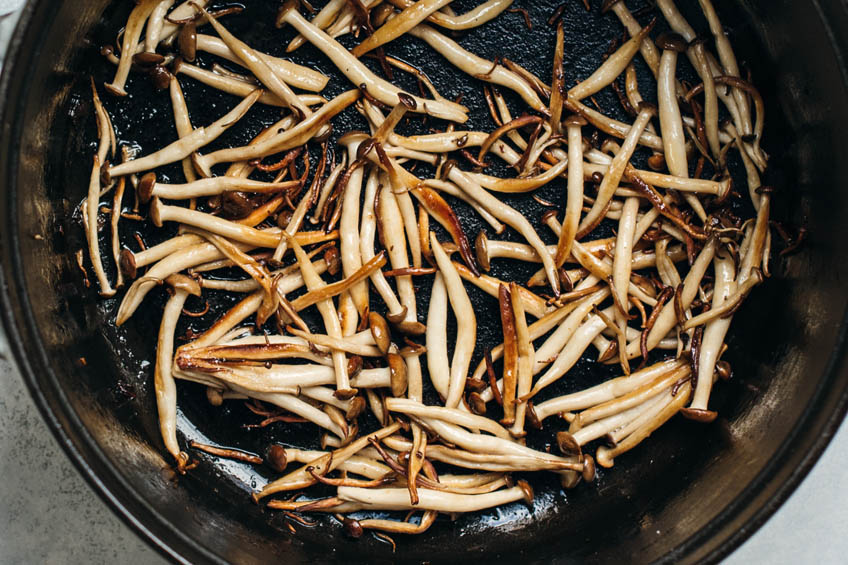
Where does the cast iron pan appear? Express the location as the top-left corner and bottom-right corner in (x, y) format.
(1, 0), (847, 563)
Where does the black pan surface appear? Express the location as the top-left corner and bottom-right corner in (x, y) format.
(1, 1), (847, 563)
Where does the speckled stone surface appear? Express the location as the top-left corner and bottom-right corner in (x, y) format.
(0, 4), (846, 565)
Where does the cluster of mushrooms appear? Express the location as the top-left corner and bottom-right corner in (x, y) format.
(81, 0), (777, 543)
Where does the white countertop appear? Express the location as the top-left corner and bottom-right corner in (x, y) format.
(0, 4), (845, 564)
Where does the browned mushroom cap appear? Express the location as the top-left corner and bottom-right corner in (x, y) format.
(397, 92), (418, 110)
(562, 114), (588, 128)
(637, 101), (658, 116)
(680, 407), (718, 423)
(165, 273), (201, 297)
(369, 312), (392, 355)
(133, 52), (166, 67)
(150, 65), (172, 91)
(120, 248), (138, 279)
(266, 444), (288, 473)
(388, 352), (408, 397)
(517, 479), (534, 506)
(179, 21), (197, 63)
(346, 396), (367, 421)
(526, 401), (543, 430)
(137, 172), (157, 204)
(688, 35), (710, 49)
(149, 196), (164, 227)
(600, 0), (623, 13)
(581, 454), (596, 482)
(475, 231), (491, 272)
(655, 32), (687, 53)
(468, 392), (486, 415)
(556, 431), (582, 458)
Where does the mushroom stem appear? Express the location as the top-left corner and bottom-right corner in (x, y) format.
(426, 273), (450, 400)
(352, 0), (455, 57)
(105, 0), (161, 96)
(276, 3), (468, 122)
(108, 89), (261, 178)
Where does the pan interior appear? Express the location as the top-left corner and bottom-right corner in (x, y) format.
(3, 1), (845, 564)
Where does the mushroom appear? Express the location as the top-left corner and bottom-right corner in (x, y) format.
(388, 0), (513, 31)
(105, 0), (161, 96)
(406, 24), (547, 115)
(155, 273), (201, 470)
(351, 0), (455, 58)
(108, 88), (261, 179)
(430, 235), (476, 409)
(554, 114), (587, 267)
(275, 1), (468, 122)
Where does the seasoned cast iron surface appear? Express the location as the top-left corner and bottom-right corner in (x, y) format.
(46, 0), (796, 562)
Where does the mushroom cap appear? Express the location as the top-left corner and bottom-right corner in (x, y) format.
(656, 32), (688, 53)
(137, 172), (157, 204)
(368, 312), (392, 355)
(556, 430), (582, 457)
(540, 209), (560, 225)
(474, 230), (491, 272)
(468, 392), (486, 415)
(385, 305), (409, 325)
(345, 396), (366, 421)
(148, 196), (164, 227)
(637, 101), (659, 116)
(600, 0), (623, 13)
(397, 92), (418, 110)
(133, 51), (166, 67)
(119, 248), (138, 279)
(388, 352), (408, 397)
(165, 273), (201, 296)
(595, 446), (615, 468)
(392, 320), (427, 336)
(338, 130), (369, 146)
(178, 21), (197, 63)
(275, 0), (301, 28)
(680, 407), (718, 423)
(334, 388), (359, 401)
(562, 114), (588, 128)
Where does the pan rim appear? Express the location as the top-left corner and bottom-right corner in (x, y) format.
(0, 1), (845, 564)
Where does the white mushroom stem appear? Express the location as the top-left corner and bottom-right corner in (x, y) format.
(698, 0), (752, 137)
(406, 24), (547, 114)
(143, 0), (210, 51)
(426, 273), (450, 400)
(453, 262), (550, 319)
(378, 182), (418, 326)
(155, 276), (199, 466)
(624, 238), (717, 359)
(572, 364), (691, 429)
(195, 34), (328, 91)
(596, 381), (691, 468)
(386, 398), (511, 440)
(566, 98), (663, 151)
(85, 157), (115, 297)
(336, 485), (527, 513)
(533, 289), (610, 376)
(352, 0), (455, 57)
(142, 176), (298, 201)
(525, 306), (615, 399)
(612, 196), (639, 373)
(431, 236), (476, 408)
(168, 76), (199, 188)
(534, 358), (685, 422)
(104, 0), (160, 96)
(108, 89), (261, 178)
(284, 0), (346, 51)
(360, 171), (405, 318)
(509, 282), (534, 438)
(446, 167), (559, 294)
(388, 0), (512, 30)
(554, 119), (585, 266)
(193, 89), (359, 176)
(173, 60), (323, 107)
(195, 4), (311, 117)
(606, 1), (661, 76)
(419, 418), (579, 469)
(576, 105), (654, 237)
(690, 253), (737, 411)
(582, 162), (729, 196)
(286, 233), (353, 395)
(569, 22), (653, 102)
(571, 391), (668, 446)
(276, 2), (468, 122)
(339, 140), (369, 316)
(257, 423), (402, 497)
(144, 0), (176, 53)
